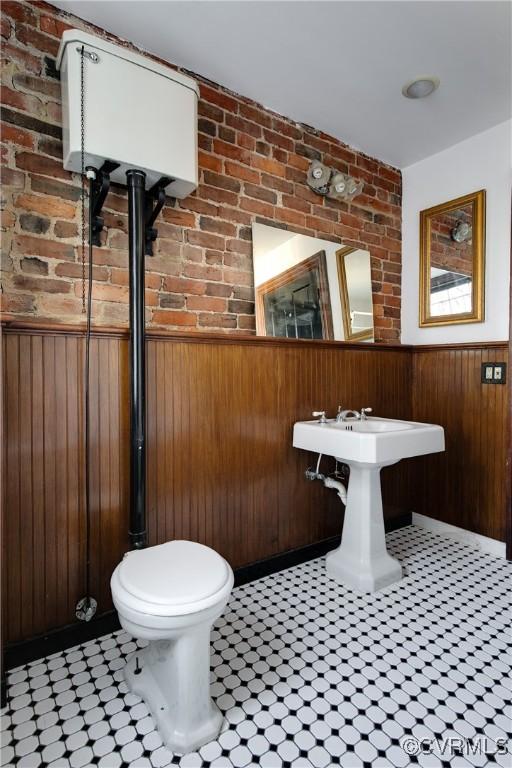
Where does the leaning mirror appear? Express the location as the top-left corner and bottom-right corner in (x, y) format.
(337, 246), (374, 341)
(419, 190), (485, 327)
(252, 223), (374, 342)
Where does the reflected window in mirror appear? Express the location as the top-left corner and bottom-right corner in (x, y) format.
(252, 223), (375, 342)
(420, 190), (485, 327)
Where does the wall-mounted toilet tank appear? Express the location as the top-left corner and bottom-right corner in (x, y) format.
(56, 30), (199, 195)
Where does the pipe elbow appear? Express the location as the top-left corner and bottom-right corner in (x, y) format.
(323, 476), (347, 505)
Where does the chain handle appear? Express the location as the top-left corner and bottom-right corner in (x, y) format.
(80, 45), (86, 313)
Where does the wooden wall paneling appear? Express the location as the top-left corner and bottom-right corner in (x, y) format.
(411, 344), (508, 542)
(5, 323), (508, 648)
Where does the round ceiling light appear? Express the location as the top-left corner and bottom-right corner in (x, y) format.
(402, 76), (440, 99)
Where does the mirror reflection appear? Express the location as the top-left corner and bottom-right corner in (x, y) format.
(337, 246), (374, 341)
(419, 190), (485, 327)
(429, 202), (474, 317)
(252, 223), (374, 342)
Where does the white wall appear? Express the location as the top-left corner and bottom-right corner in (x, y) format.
(401, 120), (511, 344)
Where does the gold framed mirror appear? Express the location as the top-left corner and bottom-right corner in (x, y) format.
(336, 246), (374, 341)
(419, 189), (485, 327)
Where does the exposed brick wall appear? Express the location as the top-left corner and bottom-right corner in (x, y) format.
(1, 1), (402, 340)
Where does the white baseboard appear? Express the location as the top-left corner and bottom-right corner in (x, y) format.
(412, 512), (506, 559)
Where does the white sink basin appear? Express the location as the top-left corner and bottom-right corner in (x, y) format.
(293, 415), (445, 593)
(293, 416), (444, 465)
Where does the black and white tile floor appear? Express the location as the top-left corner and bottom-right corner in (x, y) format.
(1, 526), (511, 768)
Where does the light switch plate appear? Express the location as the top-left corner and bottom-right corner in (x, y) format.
(481, 362), (506, 384)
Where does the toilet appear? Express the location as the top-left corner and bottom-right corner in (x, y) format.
(111, 539), (234, 754)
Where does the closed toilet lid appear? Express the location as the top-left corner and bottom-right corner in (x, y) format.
(117, 540), (231, 609)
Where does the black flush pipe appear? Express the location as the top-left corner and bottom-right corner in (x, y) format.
(127, 169), (147, 549)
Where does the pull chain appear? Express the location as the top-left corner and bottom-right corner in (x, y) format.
(76, 44), (97, 622)
(80, 45), (86, 313)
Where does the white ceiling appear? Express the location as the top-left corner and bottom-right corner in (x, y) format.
(53, 1), (511, 168)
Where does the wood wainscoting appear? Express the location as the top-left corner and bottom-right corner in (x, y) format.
(2, 323), (413, 646)
(411, 342), (509, 543)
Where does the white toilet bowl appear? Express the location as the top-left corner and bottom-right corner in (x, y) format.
(111, 539), (234, 755)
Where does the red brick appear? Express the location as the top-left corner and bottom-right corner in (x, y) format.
(271, 117), (302, 141)
(152, 310), (197, 326)
(1, 85), (41, 114)
(223, 268), (252, 286)
(198, 312), (237, 329)
(277, 208), (306, 228)
(0, 122), (34, 148)
(184, 263), (223, 282)
(200, 84), (238, 113)
(240, 197), (274, 218)
(282, 194), (310, 213)
(2, 167), (25, 187)
(15, 24), (59, 55)
(203, 170), (240, 193)
(186, 295), (226, 312)
(237, 133), (256, 152)
(187, 230), (225, 250)
(16, 151), (70, 180)
(12, 233), (75, 261)
(2, 2), (36, 24)
(1, 16), (12, 39)
(162, 207), (196, 227)
(239, 103), (272, 129)
(0, 292), (35, 313)
(238, 315), (256, 331)
(182, 244), (202, 263)
(1, 42), (41, 73)
(56, 262), (108, 281)
(13, 274), (71, 293)
(39, 14), (74, 38)
(199, 217), (236, 237)
(163, 276), (207, 295)
(226, 113), (262, 139)
(251, 155), (286, 178)
(12, 72), (61, 100)
(224, 161), (259, 184)
(198, 151), (223, 173)
(212, 140), (250, 164)
(16, 193), (75, 219)
(205, 282), (232, 298)
(156, 239), (181, 258)
(37, 136), (62, 157)
(180, 197), (219, 217)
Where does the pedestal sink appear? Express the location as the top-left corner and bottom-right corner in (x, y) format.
(293, 416), (445, 592)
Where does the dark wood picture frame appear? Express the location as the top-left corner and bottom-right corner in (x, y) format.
(255, 250), (334, 339)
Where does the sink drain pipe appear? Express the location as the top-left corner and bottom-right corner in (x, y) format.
(305, 454), (347, 505)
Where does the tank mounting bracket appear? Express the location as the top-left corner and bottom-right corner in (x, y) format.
(89, 160), (120, 246)
(145, 176), (174, 256)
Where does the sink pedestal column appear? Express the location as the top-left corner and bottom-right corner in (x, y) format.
(326, 462), (402, 593)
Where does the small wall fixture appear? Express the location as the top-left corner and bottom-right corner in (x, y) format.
(307, 161), (364, 202)
(451, 220), (472, 243)
(402, 76), (440, 99)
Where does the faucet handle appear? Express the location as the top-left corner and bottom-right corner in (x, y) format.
(312, 411), (327, 423)
(360, 407), (372, 420)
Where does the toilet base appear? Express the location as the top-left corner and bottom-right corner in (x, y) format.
(124, 634), (222, 755)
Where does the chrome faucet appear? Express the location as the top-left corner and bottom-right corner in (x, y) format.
(336, 407), (360, 422)
(335, 406), (373, 422)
